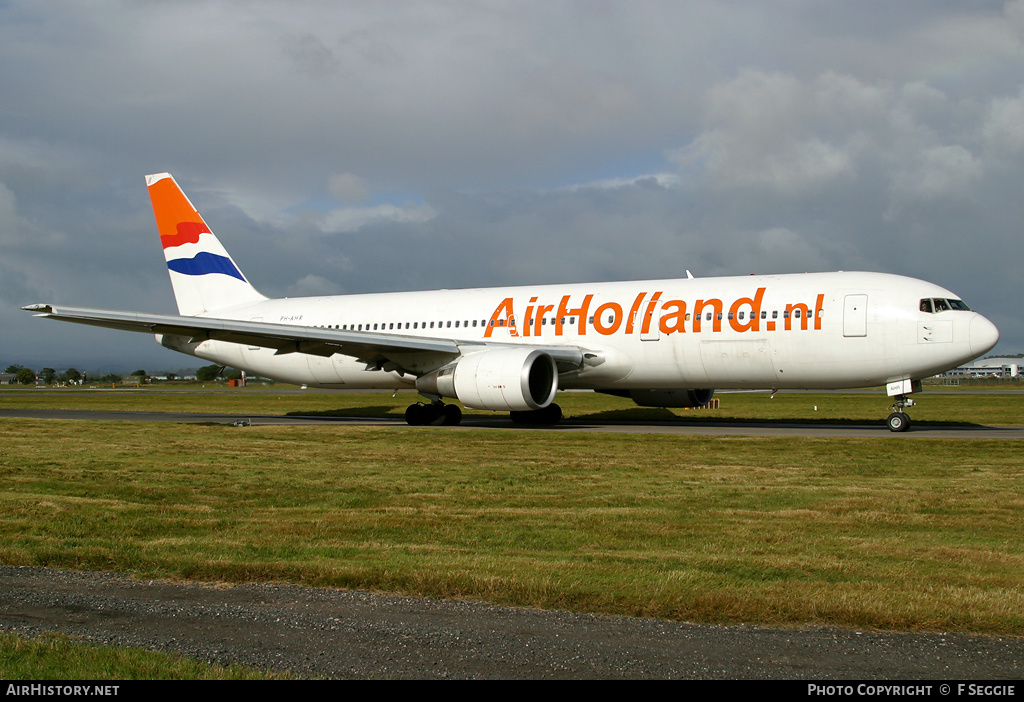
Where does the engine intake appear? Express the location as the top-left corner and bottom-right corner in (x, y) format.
(416, 347), (558, 411)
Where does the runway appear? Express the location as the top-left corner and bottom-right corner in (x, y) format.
(2, 407), (1022, 438)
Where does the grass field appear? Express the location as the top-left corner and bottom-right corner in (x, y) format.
(1, 387), (1022, 644)
(0, 631), (292, 680)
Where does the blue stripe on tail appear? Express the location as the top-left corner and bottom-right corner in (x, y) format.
(167, 252), (246, 282)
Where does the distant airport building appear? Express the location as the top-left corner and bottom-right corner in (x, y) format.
(938, 357), (1021, 379)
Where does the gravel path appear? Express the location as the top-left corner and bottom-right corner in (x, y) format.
(0, 566), (1020, 679)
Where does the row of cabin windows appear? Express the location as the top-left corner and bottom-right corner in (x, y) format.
(318, 308), (824, 332)
(325, 318), (581, 331)
(332, 320), (490, 331)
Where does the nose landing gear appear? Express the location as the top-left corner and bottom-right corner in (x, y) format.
(887, 394), (915, 432)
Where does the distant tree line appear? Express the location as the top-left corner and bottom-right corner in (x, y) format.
(5, 364), (128, 385)
(5, 363), (242, 385)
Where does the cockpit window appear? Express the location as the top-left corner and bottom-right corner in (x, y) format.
(920, 297), (971, 313)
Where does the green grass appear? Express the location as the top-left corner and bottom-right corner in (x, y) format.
(1, 416), (1022, 637)
(0, 631), (291, 679)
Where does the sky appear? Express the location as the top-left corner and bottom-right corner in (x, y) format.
(1, 0), (1022, 373)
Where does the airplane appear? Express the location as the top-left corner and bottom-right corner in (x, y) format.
(23, 173), (1000, 431)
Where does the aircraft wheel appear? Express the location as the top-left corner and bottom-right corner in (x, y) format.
(887, 412), (911, 432)
(424, 404), (446, 426)
(405, 403), (428, 426)
(406, 402), (460, 426)
(441, 404), (463, 426)
(543, 403), (562, 424)
(510, 403), (562, 425)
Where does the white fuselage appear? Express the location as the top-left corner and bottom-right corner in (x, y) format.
(160, 271), (998, 393)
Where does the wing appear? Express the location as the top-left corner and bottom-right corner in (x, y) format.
(22, 304), (586, 375)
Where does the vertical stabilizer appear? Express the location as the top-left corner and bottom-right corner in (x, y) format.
(146, 173), (266, 315)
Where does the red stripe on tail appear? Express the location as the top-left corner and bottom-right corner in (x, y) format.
(160, 221), (211, 249)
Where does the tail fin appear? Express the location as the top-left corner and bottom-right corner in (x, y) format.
(146, 173), (266, 316)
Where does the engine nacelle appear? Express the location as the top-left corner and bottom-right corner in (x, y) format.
(600, 388), (715, 408)
(416, 347), (558, 411)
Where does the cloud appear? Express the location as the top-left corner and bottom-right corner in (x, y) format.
(279, 32), (341, 78)
(317, 202), (438, 234)
(983, 87), (1024, 157)
(891, 144), (985, 201)
(328, 173), (370, 204)
(285, 274), (344, 298)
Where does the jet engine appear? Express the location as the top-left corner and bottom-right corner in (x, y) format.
(416, 347), (558, 411)
(599, 388), (715, 408)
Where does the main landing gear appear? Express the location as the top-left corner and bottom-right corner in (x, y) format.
(886, 394), (916, 433)
(405, 401), (463, 426)
(403, 401), (563, 426)
(510, 403), (562, 425)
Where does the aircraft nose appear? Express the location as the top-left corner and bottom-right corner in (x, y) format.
(969, 315), (1000, 357)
